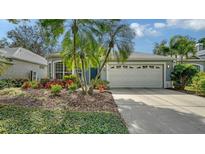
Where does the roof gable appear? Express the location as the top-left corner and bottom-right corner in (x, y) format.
(0, 47), (47, 65)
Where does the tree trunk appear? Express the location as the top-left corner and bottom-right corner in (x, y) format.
(88, 46), (112, 94)
(81, 58), (88, 95)
(72, 20), (85, 92)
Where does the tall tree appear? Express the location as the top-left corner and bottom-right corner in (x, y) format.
(0, 38), (9, 48)
(1, 21), (59, 55)
(89, 20), (135, 92)
(169, 35), (196, 62)
(153, 40), (170, 56)
(40, 19), (101, 94)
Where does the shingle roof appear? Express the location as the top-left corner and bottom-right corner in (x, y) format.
(47, 51), (173, 61)
(0, 47), (47, 65)
(111, 52), (174, 61)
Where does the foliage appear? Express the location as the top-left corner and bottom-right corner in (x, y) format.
(190, 72), (205, 94)
(0, 88), (24, 96)
(21, 81), (32, 89)
(44, 80), (65, 89)
(0, 79), (28, 89)
(51, 84), (62, 95)
(64, 74), (77, 82)
(1, 22), (59, 55)
(154, 35), (197, 60)
(153, 40), (170, 56)
(40, 19), (134, 95)
(0, 105), (128, 134)
(40, 78), (50, 87)
(30, 81), (40, 89)
(92, 79), (109, 90)
(0, 56), (11, 76)
(68, 83), (78, 93)
(171, 64), (199, 90)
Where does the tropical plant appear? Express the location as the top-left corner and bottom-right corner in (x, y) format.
(153, 40), (170, 56)
(169, 35), (196, 62)
(68, 83), (77, 93)
(89, 20), (135, 93)
(40, 20), (134, 95)
(171, 64), (199, 90)
(191, 72), (205, 94)
(51, 84), (62, 96)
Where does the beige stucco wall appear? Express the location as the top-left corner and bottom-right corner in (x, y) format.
(0, 59), (47, 80)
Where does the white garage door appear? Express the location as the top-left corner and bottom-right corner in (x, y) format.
(108, 64), (163, 88)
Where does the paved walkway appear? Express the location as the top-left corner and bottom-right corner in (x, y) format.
(111, 88), (205, 134)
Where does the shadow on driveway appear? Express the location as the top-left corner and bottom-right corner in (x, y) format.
(116, 98), (205, 134)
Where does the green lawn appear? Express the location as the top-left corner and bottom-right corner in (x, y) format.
(0, 105), (128, 134)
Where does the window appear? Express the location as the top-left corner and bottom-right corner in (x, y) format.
(123, 65), (128, 69)
(142, 65), (148, 69)
(116, 65), (121, 69)
(149, 65), (154, 69)
(30, 71), (37, 81)
(110, 66), (115, 69)
(137, 66), (141, 69)
(156, 66), (160, 69)
(129, 66), (134, 69)
(55, 62), (63, 79)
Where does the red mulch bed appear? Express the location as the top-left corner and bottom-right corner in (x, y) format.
(0, 89), (118, 113)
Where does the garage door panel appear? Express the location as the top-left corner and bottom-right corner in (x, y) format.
(108, 64), (163, 88)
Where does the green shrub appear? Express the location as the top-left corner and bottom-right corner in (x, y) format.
(64, 74), (77, 82)
(0, 79), (28, 89)
(0, 80), (7, 89)
(51, 84), (62, 95)
(68, 83), (77, 93)
(191, 72), (205, 94)
(40, 78), (50, 86)
(171, 64), (199, 90)
(92, 79), (110, 89)
(30, 81), (39, 89)
(21, 81), (32, 89)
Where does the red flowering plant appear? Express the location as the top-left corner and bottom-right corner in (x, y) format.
(44, 80), (65, 89)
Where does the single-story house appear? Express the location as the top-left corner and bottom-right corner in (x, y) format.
(47, 52), (174, 88)
(0, 47), (47, 80)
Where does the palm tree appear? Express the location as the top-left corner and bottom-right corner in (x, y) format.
(153, 40), (170, 56)
(169, 35), (196, 63)
(89, 20), (135, 92)
(41, 19), (103, 94)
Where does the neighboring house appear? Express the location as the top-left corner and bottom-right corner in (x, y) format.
(180, 43), (205, 72)
(47, 52), (174, 88)
(0, 47), (47, 80)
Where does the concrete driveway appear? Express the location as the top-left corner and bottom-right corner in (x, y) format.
(111, 88), (205, 134)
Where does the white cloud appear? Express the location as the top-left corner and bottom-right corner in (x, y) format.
(156, 19), (205, 31)
(154, 22), (166, 28)
(130, 23), (159, 38)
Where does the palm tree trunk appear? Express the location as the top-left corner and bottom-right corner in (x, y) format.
(81, 58), (88, 94)
(72, 20), (85, 92)
(88, 46), (112, 94)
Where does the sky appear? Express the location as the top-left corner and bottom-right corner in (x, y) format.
(0, 19), (205, 53)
